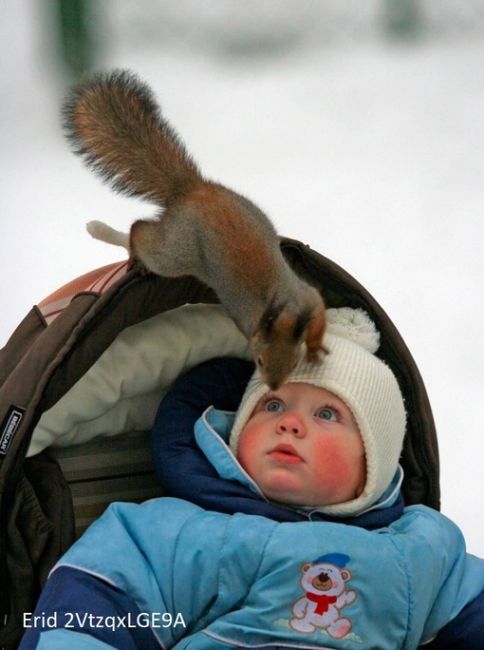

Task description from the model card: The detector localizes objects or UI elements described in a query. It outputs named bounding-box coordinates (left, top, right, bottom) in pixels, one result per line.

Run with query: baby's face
left=237, top=383, right=365, bottom=507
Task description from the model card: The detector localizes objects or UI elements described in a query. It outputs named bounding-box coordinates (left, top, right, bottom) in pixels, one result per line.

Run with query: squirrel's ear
left=304, top=305, right=326, bottom=362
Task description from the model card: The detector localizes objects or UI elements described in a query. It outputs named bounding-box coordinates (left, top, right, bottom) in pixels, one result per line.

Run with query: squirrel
left=63, top=69, right=326, bottom=389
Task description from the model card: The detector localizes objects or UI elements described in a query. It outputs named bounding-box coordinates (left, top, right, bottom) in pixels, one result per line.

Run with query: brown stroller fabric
left=0, top=238, right=439, bottom=649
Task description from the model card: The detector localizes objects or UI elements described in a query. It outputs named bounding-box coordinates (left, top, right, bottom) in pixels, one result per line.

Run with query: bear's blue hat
left=313, top=553, right=350, bottom=568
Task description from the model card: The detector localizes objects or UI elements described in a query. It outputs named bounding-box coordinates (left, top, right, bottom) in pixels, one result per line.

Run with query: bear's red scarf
left=306, top=592, right=337, bottom=615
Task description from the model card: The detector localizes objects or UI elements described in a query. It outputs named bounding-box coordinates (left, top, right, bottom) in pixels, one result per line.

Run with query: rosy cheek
left=237, top=424, right=263, bottom=472
left=311, top=439, right=357, bottom=493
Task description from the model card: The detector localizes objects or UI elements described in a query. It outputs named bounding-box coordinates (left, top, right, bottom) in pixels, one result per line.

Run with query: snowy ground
left=1, top=2, right=483, bottom=554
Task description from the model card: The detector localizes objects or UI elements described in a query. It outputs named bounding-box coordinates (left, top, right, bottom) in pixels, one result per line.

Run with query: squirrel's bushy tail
left=63, top=70, right=201, bottom=204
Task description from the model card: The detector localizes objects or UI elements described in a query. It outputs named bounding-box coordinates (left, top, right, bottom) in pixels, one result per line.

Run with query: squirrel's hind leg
left=86, top=220, right=130, bottom=250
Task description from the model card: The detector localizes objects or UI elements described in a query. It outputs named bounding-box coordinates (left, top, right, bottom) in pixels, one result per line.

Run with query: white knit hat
left=230, top=308, right=406, bottom=516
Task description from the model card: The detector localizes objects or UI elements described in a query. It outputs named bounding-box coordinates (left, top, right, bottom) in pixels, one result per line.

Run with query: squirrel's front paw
left=305, top=345, right=325, bottom=365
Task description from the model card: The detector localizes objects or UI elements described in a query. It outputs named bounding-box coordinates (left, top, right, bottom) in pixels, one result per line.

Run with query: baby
left=236, top=381, right=366, bottom=509
left=20, top=309, right=483, bottom=649
left=228, top=306, right=406, bottom=521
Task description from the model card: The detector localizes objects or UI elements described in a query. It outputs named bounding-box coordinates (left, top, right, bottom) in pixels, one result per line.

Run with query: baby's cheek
left=237, top=442, right=255, bottom=472
left=237, top=425, right=262, bottom=472
left=312, top=439, right=358, bottom=493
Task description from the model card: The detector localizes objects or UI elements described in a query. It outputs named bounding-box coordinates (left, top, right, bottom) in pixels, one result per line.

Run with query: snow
left=1, top=2, right=483, bottom=555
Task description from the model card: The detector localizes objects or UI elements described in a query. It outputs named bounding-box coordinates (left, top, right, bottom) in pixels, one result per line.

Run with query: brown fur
left=65, top=70, right=326, bottom=388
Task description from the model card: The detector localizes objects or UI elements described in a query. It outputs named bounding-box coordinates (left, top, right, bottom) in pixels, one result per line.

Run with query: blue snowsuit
left=20, top=358, right=484, bottom=649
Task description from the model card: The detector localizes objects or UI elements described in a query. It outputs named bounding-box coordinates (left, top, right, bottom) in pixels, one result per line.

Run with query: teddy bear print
left=289, top=553, right=356, bottom=639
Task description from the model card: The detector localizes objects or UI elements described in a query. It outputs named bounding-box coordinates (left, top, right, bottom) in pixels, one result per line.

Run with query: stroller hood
left=0, top=237, right=438, bottom=648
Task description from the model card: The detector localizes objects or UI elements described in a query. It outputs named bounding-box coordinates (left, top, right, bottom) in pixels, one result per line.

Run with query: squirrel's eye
left=316, top=407, right=337, bottom=421
left=265, top=399, right=284, bottom=413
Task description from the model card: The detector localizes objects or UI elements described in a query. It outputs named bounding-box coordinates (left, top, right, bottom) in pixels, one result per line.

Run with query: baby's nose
left=276, top=413, right=306, bottom=437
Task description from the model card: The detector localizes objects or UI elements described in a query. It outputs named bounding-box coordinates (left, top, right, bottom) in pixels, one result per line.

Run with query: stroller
left=0, top=237, right=439, bottom=649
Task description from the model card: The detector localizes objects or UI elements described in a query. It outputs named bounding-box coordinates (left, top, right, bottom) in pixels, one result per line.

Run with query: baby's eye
left=315, top=407, right=338, bottom=421
left=264, top=399, right=284, bottom=413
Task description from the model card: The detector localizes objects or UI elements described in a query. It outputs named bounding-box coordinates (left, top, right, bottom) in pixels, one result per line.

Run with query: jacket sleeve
left=420, top=590, right=484, bottom=649
left=402, top=507, right=484, bottom=648
left=20, top=498, right=274, bottom=650
left=20, top=566, right=157, bottom=650
left=150, top=357, right=271, bottom=506
left=36, top=629, right=117, bottom=649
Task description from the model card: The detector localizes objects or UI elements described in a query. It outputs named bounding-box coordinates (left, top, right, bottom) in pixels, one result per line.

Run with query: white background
left=1, top=2, right=483, bottom=554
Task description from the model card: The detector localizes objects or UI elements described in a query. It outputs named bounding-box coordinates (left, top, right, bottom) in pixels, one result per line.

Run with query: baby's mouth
left=268, top=444, right=304, bottom=464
